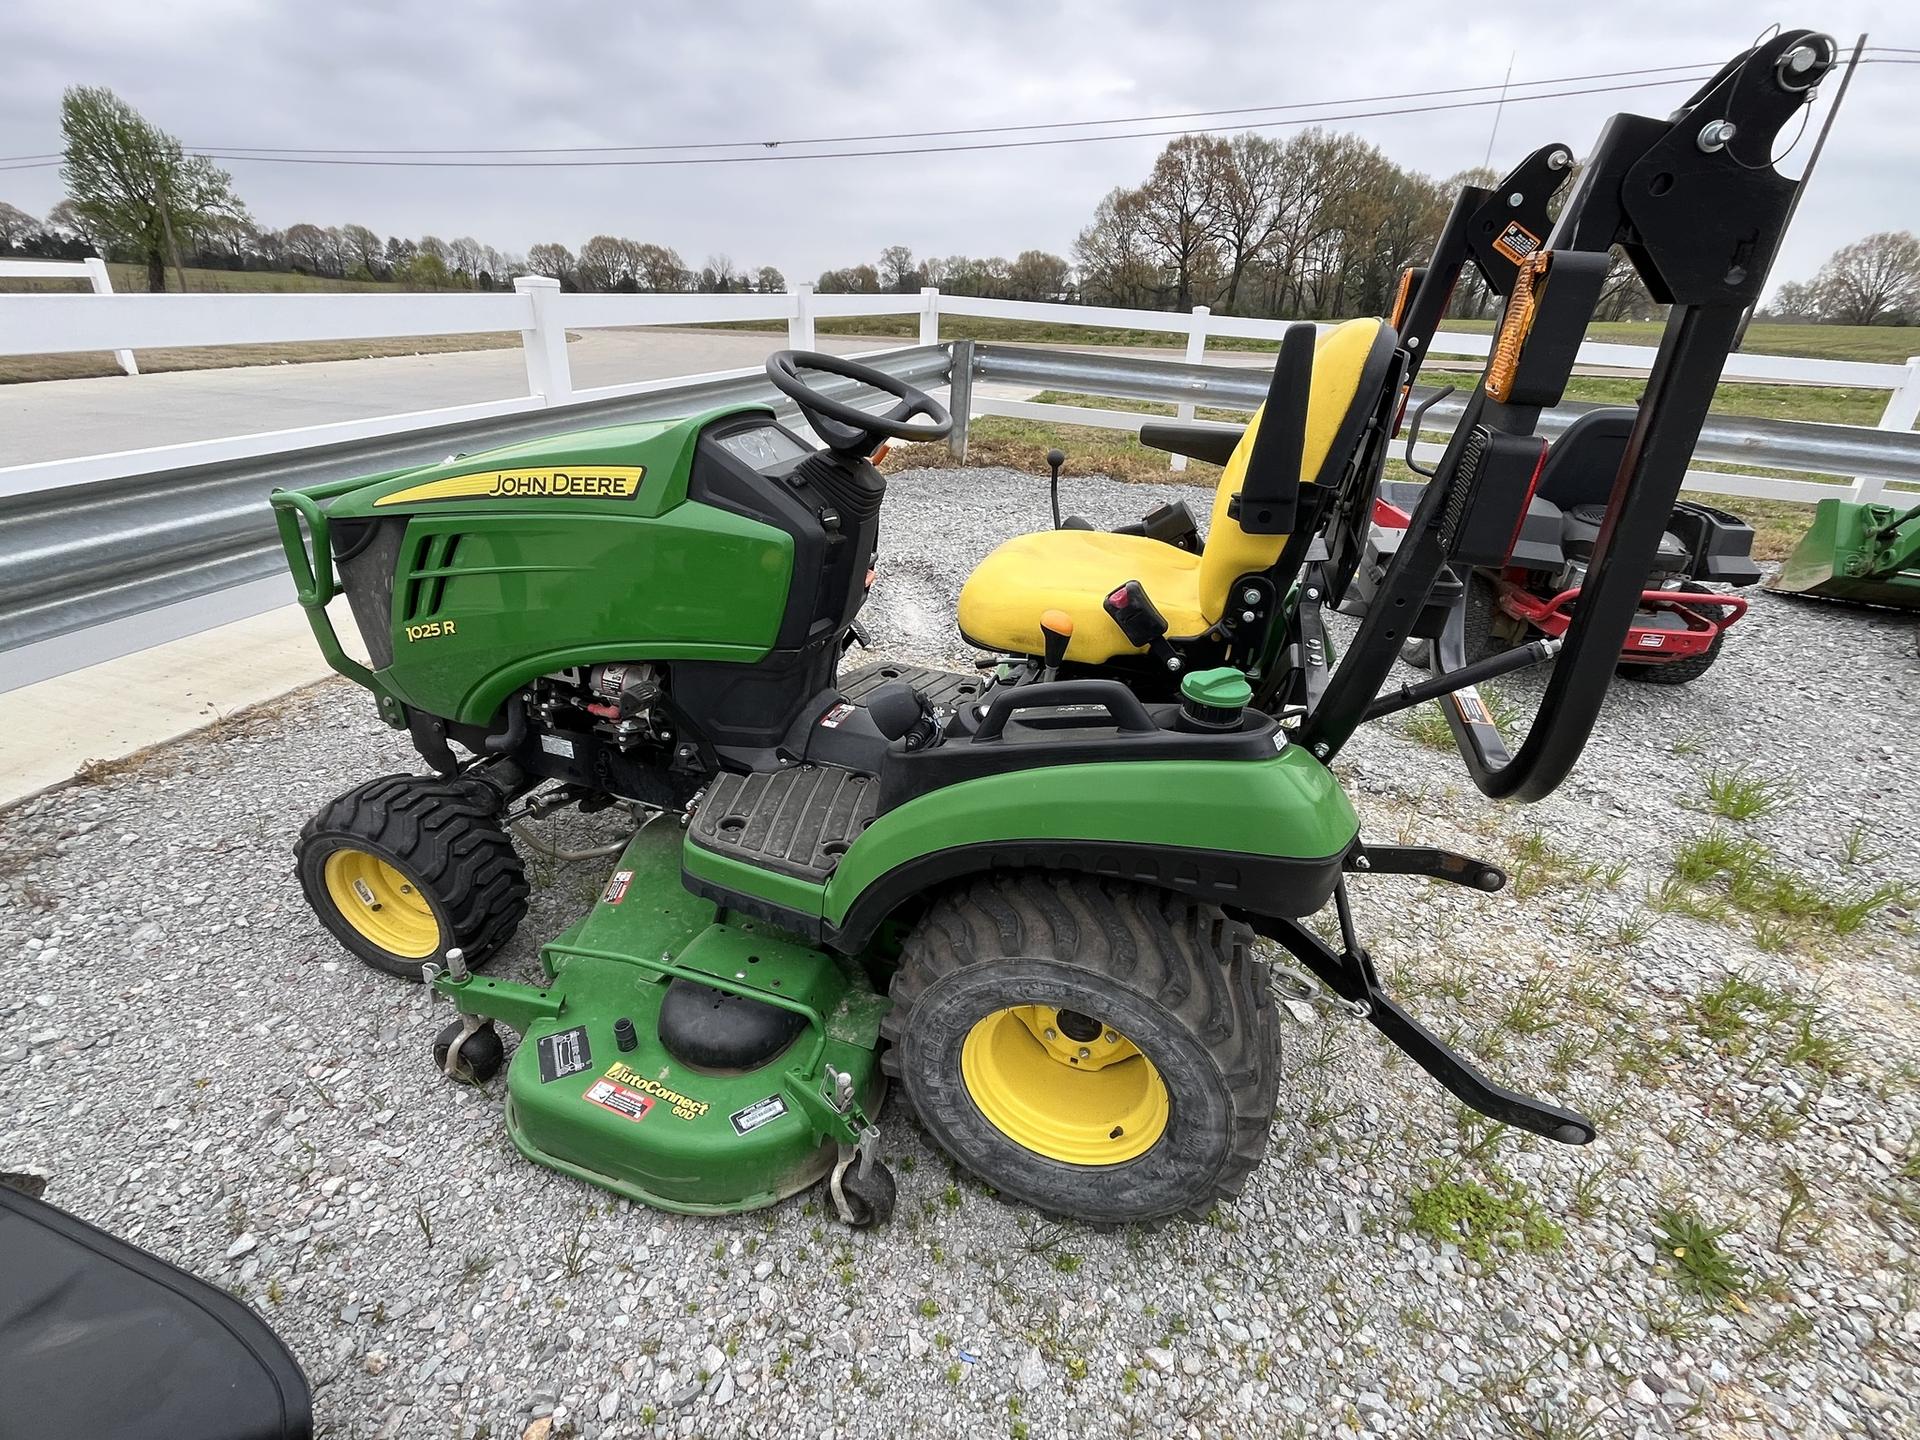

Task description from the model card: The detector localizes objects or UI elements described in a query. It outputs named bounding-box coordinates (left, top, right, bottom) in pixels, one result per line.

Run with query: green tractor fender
left=818, top=748, right=1359, bottom=949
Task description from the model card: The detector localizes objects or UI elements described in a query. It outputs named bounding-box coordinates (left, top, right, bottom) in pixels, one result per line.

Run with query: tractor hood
left=323, top=404, right=775, bottom=523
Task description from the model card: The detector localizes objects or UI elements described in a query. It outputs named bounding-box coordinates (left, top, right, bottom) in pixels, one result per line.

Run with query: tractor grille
left=1437, top=428, right=1487, bottom=554
left=330, top=518, right=405, bottom=670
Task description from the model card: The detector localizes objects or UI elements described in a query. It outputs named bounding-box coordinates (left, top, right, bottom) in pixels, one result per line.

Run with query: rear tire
left=1462, top=571, right=1503, bottom=663
left=881, top=875, right=1278, bottom=1225
left=1616, top=632, right=1724, bottom=685
left=297, top=773, right=528, bottom=980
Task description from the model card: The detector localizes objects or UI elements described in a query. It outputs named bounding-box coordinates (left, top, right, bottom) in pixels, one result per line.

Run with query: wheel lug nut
left=1078, top=1047, right=1091, bottom=1059
left=1044, top=1029, right=1057, bottom=1041
left=1105, top=1031, right=1118, bottom=1044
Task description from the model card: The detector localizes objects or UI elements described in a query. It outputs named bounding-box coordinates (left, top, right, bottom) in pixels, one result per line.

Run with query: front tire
left=882, top=876, right=1278, bottom=1224
left=296, top=774, right=528, bottom=979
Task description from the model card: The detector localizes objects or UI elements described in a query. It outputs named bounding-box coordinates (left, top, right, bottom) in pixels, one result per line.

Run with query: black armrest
left=1228, top=322, right=1317, bottom=535
left=1138, top=420, right=1245, bottom=467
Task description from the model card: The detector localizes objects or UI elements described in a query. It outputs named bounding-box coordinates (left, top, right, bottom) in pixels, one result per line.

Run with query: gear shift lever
left=1040, top=608, right=1073, bottom=682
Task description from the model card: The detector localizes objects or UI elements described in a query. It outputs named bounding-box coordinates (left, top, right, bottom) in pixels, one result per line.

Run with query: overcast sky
left=3, top=1, right=1915, bottom=293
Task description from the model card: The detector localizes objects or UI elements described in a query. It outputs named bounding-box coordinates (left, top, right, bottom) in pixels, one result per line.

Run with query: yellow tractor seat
left=957, top=317, right=1397, bottom=665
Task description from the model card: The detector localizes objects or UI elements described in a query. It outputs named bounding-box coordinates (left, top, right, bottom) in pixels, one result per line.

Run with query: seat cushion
left=957, top=529, right=1208, bottom=663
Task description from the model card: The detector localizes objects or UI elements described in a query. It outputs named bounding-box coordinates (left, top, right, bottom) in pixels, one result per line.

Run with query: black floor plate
left=839, top=659, right=986, bottom=712
left=690, top=766, right=879, bottom=881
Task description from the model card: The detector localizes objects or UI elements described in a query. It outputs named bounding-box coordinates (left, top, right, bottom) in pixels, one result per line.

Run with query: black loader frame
left=1235, top=31, right=1836, bottom=1139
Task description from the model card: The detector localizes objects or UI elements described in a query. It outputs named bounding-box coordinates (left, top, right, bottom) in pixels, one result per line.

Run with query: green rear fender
left=823, top=748, right=1358, bottom=941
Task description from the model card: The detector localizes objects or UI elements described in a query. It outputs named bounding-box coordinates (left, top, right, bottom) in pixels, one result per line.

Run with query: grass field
left=0, top=263, right=519, bottom=383
left=790, top=313, right=1920, bottom=366
left=0, top=262, right=407, bottom=296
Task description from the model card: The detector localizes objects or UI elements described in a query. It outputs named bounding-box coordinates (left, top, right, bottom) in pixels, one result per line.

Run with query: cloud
left=1, top=0, right=1912, bottom=290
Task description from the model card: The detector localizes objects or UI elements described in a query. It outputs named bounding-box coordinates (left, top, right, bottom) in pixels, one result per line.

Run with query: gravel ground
left=3, top=464, right=1918, bottom=1440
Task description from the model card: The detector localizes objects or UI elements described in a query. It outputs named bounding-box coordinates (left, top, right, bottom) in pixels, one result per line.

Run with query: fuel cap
left=1179, top=667, right=1252, bottom=730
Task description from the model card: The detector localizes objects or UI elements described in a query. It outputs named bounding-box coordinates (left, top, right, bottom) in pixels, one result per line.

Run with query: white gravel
left=2, top=464, right=1917, bottom=1440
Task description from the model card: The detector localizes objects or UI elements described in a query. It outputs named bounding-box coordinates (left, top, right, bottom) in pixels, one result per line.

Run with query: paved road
left=0, top=328, right=894, bottom=466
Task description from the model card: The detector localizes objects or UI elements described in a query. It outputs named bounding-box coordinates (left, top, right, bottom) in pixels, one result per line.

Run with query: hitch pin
left=825, top=1064, right=855, bottom=1113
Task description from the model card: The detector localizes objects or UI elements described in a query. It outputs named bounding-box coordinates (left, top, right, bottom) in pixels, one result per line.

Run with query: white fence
left=2, top=265, right=1918, bottom=504
left=0, top=257, right=137, bottom=375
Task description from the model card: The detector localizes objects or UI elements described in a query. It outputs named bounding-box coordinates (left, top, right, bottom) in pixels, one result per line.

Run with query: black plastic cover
left=0, top=1185, right=313, bottom=1440
left=657, top=978, right=806, bottom=1071
left=1669, top=501, right=1762, bottom=586
left=1443, top=427, right=1550, bottom=566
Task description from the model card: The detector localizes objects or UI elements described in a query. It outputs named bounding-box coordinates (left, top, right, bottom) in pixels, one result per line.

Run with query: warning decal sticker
left=1452, top=690, right=1494, bottom=727
left=537, top=1026, right=594, bottom=1084
left=598, top=1061, right=709, bottom=1121
left=730, top=1094, right=789, bottom=1136
left=602, top=870, right=633, bottom=905
left=583, top=1077, right=656, bottom=1123
left=818, top=702, right=856, bottom=729
left=1491, top=220, right=1542, bottom=266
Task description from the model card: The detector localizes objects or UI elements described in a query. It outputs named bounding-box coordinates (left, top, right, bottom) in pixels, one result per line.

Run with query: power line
left=0, top=60, right=1751, bottom=167
left=187, top=76, right=1731, bottom=170
left=4, top=56, right=1912, bottom=176
left=189, top=61, right=1734, bottom=156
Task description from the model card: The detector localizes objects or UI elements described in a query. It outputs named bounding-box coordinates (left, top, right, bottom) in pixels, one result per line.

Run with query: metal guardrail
left=965, top=343, right=1920, bottom=500
left=0, top=345, right=947, bottom=692
left=5, top=335, right=1919, bottom=695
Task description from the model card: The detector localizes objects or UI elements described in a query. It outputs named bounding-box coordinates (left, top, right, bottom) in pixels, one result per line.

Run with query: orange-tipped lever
left=1040, top=608, right=1074, bottom=681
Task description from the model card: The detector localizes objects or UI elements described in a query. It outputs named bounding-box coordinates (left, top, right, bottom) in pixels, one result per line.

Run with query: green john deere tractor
left=271, top=30, right=1835, bottom=1228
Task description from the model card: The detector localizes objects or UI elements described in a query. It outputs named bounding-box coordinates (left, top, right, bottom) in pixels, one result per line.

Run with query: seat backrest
left=1197, top=317, right=1396, bottom=620
left=1532, top=407, right=1636, bottom=511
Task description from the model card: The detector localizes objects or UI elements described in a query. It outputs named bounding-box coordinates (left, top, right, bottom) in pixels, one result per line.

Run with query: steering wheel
left=765, top=350, right=953, bottom=455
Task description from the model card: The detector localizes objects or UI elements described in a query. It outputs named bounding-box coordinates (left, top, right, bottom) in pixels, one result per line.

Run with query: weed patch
left=1408, top=1167, right=1565, bottom=1262
left=1654, top=1207, right=1748, bottom=1307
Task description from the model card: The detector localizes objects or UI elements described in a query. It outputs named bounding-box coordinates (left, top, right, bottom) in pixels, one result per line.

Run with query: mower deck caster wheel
left=829, top=1156, right=897, bottom=1229
left=433, top=1019, right=504, bottom=1086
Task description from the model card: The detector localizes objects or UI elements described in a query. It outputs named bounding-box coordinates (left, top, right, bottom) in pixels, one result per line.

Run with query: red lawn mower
left=1357, top=407, right=1761, bottom=683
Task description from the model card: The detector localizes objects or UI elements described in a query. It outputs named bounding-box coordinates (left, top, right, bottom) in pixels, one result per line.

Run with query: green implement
left=1768, top=497, right=1920, bottom=609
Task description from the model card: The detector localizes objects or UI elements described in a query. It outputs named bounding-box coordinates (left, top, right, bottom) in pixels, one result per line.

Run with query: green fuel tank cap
left=1179, top=667, right=1253, bottom=730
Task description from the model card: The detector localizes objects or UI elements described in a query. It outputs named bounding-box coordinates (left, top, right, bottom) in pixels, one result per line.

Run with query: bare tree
left=817, top=264, right=881, bottom=294
left=574, top=235, right=629, bottom=291
left=527, top=242, right=575, bottom=285
left=1809, top=231, right=1920, bottom=325
left=448, top=236, right=486, bottom=280
left=1212, top=135, right=1289, bottom=313
left=635, top=243, right=688, bottom=292
left=1136, top=135, right=1230, bottom=309
left=339, top=223, right=383, bottom=277
left=1762, top=279, right=1822, bottom=322
left=0, top=201, right=40, bottom=250
left=283, top=222, right=329, bottom=275
left=878, top=244, right=920, bottom=292
left=1007, top=250, right=1071, bottom=302
left=699, top=254, right=743, bottom=292
left=1075, top=188, right=1155, bottom=307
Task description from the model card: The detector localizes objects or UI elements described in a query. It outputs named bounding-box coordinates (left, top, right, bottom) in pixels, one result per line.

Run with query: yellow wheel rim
left=322, top=848, right=440, bottom=959
left=959, top=1005, right=1169, bottom=1165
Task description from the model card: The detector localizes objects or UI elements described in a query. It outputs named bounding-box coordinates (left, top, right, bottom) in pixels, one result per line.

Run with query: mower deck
left=440, top=820, right=889, bottom=1215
